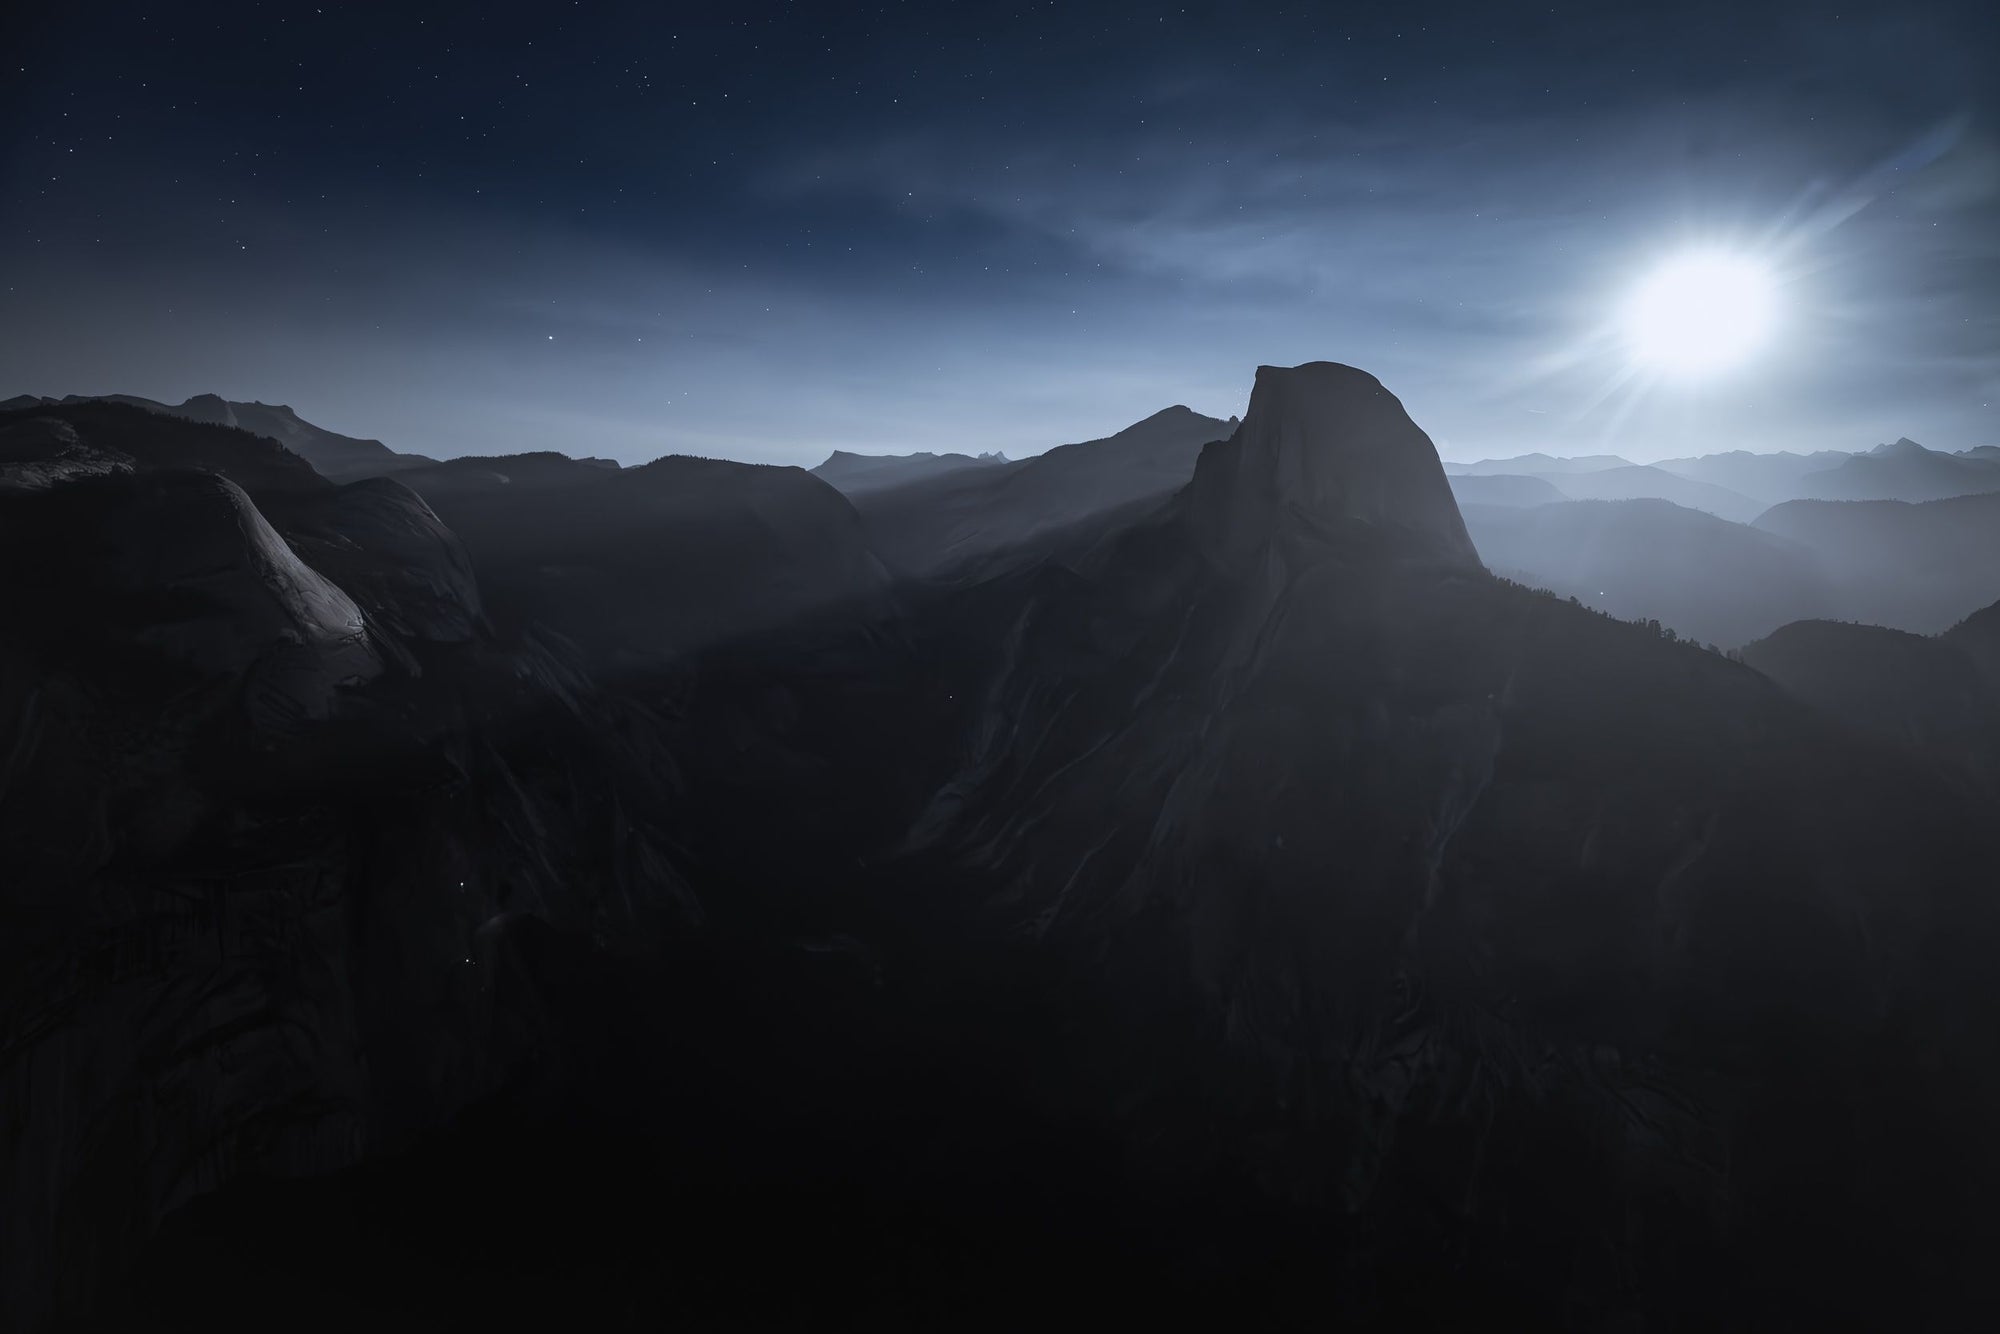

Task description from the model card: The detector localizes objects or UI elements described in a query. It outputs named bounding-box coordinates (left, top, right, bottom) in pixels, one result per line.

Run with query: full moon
left=1621, top=250, right=1777, bottom=378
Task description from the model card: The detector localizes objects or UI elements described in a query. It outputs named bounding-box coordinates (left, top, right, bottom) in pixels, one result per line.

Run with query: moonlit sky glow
left=1622, top=251, right=1777, bottom=379
left=2, top=1, right=1997, bottom=466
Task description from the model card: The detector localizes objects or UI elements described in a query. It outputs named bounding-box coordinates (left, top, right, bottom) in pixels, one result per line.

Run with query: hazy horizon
left=5, top=1, right=1997, bottom=467
left=7, top=378, right=1992, bottom=471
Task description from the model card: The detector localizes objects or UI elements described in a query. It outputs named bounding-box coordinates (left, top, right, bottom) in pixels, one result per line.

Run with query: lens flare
left=1622, top=250, right=1776, bottom=378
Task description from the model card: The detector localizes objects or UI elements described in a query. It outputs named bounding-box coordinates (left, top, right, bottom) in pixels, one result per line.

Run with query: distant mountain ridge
left=0, top=391, right=437, bottom=481
left=1450, top=435, right=1999, bottom=510
left=812, top=447, right=1008, bottom=495
left=1462, top=497, right=1835, bottom=647
left=1538, top=462, right=1765, bottom=521
left=1793, top=436, right=2000, bottom=503
left=848, top=403, right=1237, bottom=579
left=1754, top=490, right=2000, bottom=633
left=1445, top=472, right=1567, bottom=507
left=1653, top=447, right=1855, bottom=504
left=1446, top=452, right=1762, bottom=519
left=1446, top=451, right=1631, bottom=476
left=11, top=387, right=1991, bottom=656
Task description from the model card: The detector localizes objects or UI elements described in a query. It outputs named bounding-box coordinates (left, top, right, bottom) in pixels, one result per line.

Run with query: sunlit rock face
left=273, top=476, right=486, bottom=646
left=2, top=470, right=381, bottom=726
left=0, top=416, right=135, bottom=491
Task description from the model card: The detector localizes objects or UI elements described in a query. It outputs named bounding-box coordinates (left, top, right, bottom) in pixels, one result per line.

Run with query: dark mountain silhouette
left=1462, top=497, right=1836, bottom=646
left=0, top=399, right=326, bottom=495
left=1186, top=362, right=1479, bottom=566
left=880, top=361, right=1999, bottom=1327
left=394, top=450, right=891, bottom=667
left=1448, top=438, right=1999, bottom=511
left=6, top=364, right=2000, bottom=1332
left=1740, top=617, right=2000, bottom=787
left=2, top=392, right=437, bottom=481
left=850, top=403, right=1235, bottom=578
left=1653, top=447, right=1854, bottom=503
left=1445, top=471, right=1567, bottom=507
left=1754, top=491, right=2000, bottom=633
left=1793, top=436, right=2000, bottom=502
left=1945, top=599, right=2000, bottom=689
left=812, top=447, right=1008, bottom=495
left=0, top=470, right=384, bottom=736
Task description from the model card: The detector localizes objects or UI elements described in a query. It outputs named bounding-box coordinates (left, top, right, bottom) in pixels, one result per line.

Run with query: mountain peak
left=1188, top=361, right=1481, bottom=571
left=1872, top=436, right=1928, bottom=457
left=1111, top=403, right=1232, bottom=445
left=176, top=393, right=238, bottom=425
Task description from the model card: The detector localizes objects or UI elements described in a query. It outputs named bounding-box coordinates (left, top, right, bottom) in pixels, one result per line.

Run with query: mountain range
left=4, top=372, right=1999, bottom=1329
left=811, top=446, right=1009, bottom=494
left=835, top=403, right=1238, bottom=580
left=1460, top=498, right=1837, bottom=647
left=1445, top=435, right=2000, bottom=518
left=0, top=392, right=436, bottom=481
left=1793, top=437, right=2000, bottom=502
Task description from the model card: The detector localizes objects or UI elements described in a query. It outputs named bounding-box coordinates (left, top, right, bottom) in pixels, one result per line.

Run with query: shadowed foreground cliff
left=4, top=367, right=1998, bottom=1331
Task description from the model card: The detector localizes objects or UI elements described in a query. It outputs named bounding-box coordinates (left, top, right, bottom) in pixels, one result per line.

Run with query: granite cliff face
left=1188, top=361, right=1482, bottom=572
left=266, top=477, right=486, bottom=648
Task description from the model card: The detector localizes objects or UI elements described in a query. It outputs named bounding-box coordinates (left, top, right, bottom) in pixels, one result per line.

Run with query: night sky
left=4, top=1, right=1996, bottom=465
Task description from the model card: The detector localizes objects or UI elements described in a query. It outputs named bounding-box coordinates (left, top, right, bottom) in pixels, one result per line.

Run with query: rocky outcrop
left=269, top=477, right=485, bottom=646
left=1, top=470, right=381, bottom=732
left=1188, top=362, right=1482, bottom=571
left=0, top=415, right=133, bottom=491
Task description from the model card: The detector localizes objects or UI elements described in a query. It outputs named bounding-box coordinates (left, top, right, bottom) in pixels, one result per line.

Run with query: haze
left=4, top=0, right=1997, bottom=464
